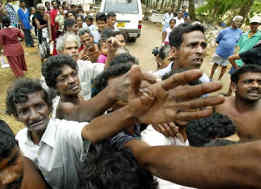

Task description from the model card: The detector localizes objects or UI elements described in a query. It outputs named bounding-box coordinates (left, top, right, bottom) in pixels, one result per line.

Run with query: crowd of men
left=2, top=0, right=261, bottom=189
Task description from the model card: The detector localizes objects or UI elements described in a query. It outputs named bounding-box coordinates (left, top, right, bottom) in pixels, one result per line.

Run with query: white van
left=100, top=0, right=143, bottom=42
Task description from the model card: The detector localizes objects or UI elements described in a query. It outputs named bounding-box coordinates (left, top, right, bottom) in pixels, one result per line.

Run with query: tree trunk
left=160, top=0, right=165, bottom=9
left=177, top=0, right=183, bottom=10
left=238, top=0, right=255, bottom=22
left=188, top=0, right=196, bottom=21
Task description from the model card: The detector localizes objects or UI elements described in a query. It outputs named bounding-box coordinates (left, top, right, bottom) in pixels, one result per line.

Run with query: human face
left=235, top=72, right=261, bottom=102
left=0, top=147, right=23, bottom=189
left=67, top=24, right=79, bottom=34
left=169, top=20, right=175, bottom=28
left=15, top=91, right=50, bottom=132
left=56, top=65, right=80, bottom=97
left=173, top=31, right=207, bottom=69
left=232, top=20, right=242, bottom=29
left=31, top=7, right=36, bottom=14
left=99, top=41, right=108, bottom=55
left=86, top=19, right=92, bottom=26
left=80, top=33, right=93, bottom=47
left=67, top=13, right=75, bottom=20
left=20, top=2, right=25, bottom=8
left=115, top=34, right=126, bottom=47
left=38, top=7, right=45, bottom=16
left=76, top=17, right=83, bottom=28
left=250, top=22, right=260, bottom=33
left=58, top=6, right=63, bottom=14
left=96, top=20, right=106, bottom=32
left=63, top=41, right=79, bottom=61
left=86, top=43, right=100, bottom=63
left=107, top=16, right=116, bottom=27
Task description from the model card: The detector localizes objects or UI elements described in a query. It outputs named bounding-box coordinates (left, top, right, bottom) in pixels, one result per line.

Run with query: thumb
left=128, top=65, right=142, bottom=99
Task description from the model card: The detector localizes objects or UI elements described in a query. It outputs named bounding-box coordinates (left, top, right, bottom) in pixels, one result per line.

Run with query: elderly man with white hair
left=209, top=15, right=243, bottom=81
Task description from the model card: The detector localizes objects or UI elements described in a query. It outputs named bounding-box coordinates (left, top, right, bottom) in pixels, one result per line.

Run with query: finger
left=128, top=65, right=142, bottom=97
left=173, top=82, right=223, bottom=100
left=161, top=69, right=203, bottom=90
left=175, top=107, right=213, bottom=121
left=164, top=122, right=179, bottom=137
left=176, top=95, right=225, bottom=110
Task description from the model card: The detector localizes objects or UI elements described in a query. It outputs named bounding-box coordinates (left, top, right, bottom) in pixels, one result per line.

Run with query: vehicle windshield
left=104, top=0, right=138, bottom=14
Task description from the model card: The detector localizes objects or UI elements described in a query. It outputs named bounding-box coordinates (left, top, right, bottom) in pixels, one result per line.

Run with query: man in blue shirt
left=17, top=0, right=34, bottom=47
left=210, top=16, right=243, bottom=80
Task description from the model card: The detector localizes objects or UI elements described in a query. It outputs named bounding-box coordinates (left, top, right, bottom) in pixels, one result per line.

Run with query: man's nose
left=29, top=108, right=39, bottom=120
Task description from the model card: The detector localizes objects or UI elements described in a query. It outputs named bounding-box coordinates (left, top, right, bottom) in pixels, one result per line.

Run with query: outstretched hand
left=127, top=67, right=225, bottom=124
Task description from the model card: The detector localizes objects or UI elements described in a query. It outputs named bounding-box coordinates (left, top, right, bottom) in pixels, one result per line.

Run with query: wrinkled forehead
left=182, top=31, right=206, bottom=45
left=239, top=72, right=261, bottom=81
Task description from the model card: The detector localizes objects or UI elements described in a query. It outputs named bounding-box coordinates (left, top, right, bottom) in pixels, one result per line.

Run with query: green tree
left=189, top=0, right=196, bottom=21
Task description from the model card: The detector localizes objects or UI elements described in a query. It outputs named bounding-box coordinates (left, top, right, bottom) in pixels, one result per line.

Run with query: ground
left=0, top=21, right=231, bottom=133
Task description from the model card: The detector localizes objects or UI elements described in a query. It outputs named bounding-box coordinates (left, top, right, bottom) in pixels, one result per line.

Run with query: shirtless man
left=215, top=65, right=261, bottom=141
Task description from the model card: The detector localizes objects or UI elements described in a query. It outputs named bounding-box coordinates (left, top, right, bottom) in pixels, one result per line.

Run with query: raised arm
left=228, top=54, right=240, bottom=69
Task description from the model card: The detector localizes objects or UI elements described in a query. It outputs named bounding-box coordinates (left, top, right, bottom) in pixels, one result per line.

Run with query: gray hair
left=56, top=32, right=81, bottom=53
left=78, top=28, right=93, bottom=38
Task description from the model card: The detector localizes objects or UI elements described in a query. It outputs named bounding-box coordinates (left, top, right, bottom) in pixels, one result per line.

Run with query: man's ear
left=169, top=47, right=178, bottom=59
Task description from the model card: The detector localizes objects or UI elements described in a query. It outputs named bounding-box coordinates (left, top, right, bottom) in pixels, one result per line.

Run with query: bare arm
left=162, top=31, right=167, bottom=43
left=228, top=54, right=240, bottom=69
left=34, top=18, right=47, bottom=30
left=127, top=140, right=261, bottom=189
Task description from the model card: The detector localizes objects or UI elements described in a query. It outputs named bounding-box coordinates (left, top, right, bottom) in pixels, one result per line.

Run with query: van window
left=104, top=0, right=139, bottom=14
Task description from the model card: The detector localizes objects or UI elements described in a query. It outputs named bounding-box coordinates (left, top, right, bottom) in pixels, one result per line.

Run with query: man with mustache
left=154, top=23, right=210, bottom=83
left=215, top=65, right=261, bottom=141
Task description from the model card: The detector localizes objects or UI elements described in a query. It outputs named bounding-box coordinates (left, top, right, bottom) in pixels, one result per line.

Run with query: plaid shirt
left=5, top=3, right=18, bottom=27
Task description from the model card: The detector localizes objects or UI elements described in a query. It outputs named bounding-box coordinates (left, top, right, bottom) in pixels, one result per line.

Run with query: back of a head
left=186, top=112, right=237, bottom=147
left=169, top=23, right=205, bottom=48
left=107, top=11, right=116, bottom=18
left=0, top=120, right=16, bottom=159
left=92, top=62, right=134, bottom=97
left=231, top=64, right=261, bottom=84
left=79, top=141, right=158, bottom=189
left=109, top=53, right=138, bottom=67
left=2, top=16, right=11, bottom=27
left=101, top=28, right=115, bottom=40
left=42, top=55, right=78, bottom=89
left=6, top=78, right=52, bottom=117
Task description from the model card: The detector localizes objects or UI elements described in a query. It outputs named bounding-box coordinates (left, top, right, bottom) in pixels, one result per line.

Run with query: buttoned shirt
left=16, top=119, right=90, bottom=189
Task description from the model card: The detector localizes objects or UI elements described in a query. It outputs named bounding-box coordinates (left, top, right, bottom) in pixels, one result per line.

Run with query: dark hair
left=153, top=45, right=170, bottom=60
left=169, top=18, right=176, bottom=24
left=79, top=141, right=158, bottom=189
left=186, top=112, right=237, bottom=147
left=231, top=64, right=261, bottom=84
left=113, top=30, right=128, bottom=41
left=169, top=23, right=205, bottom=48
left=204, top=139, right=238, bottom=147
left=86, top=15, right=93, bottom=22
left=79, top=28, right=93, bottom=37
left=6, top=78, right=52, bottom=117
left=42, top=55, right=78, bottom=89
left=96, top=12, right=107, bottom=22
left=92, top=62, right=134, bottom=97
left=109, top=53, right=138, bottom=67
left=0, top=120, right=16, bottom=159
left=101, top=28, right=115, bottom=40
left=2, top=16, right=11, bottom=27
left=64, top=18, right=75, bottom=31
left=107, top=11, right=116, bottom=18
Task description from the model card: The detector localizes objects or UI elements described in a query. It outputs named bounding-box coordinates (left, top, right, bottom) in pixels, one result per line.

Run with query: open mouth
left=29, top=120, right=45, bottom=130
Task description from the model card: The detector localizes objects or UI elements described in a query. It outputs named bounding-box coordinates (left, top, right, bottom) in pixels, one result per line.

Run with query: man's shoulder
left=16, top=127, right=28, bottom=140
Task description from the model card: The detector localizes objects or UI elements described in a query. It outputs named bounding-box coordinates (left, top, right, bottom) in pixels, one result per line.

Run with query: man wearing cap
left=210, top=16, right=243, bottom=81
